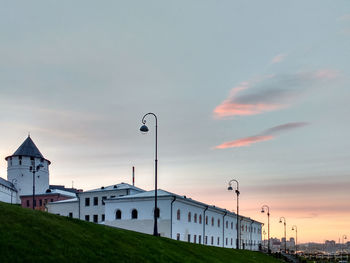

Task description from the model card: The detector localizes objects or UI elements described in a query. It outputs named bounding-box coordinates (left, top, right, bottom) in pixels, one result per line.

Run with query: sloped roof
left=83, top=182, right=145, bottom=193
left=0, top=177, right=17, bottom=191
left=5, top=136, right=50, bottom=163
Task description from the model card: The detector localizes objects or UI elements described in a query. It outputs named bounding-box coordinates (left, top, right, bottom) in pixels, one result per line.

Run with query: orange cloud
left=215, top=135, right=274, bottom=149
left=271, top=53, right=287, bottom=64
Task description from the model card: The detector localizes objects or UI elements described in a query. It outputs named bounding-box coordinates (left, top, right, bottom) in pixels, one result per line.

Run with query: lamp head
left=261, top=209, right=265, bottom=213
left=140, top=124, right=149, bottom=134
left=227, top=185, right=233, bottom=191
left=292, top=227, right=294, bottom=230
left=279, top=219, right=282, bottom=223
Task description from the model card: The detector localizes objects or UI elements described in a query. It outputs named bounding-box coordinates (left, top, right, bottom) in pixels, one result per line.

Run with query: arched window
left=188, top=212, right=191, bottom=222
left=194, top=213, right=197, bottom=223
left=199, top=214, right=202, bottom=224
left=177, top=209, right=181, bottom=220
left=155, top=207, right=160, bottom=218
left=131, top=209, right=138, bottom=219
left=218, top=219, right=220, bottom=227
left=205, top=216, right=208, bottom=225
left=211, top=217, right=214, bottom=226
left=116, top=209, right=122, bottom=219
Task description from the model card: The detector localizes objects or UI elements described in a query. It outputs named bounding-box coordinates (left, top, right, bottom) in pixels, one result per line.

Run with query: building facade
left=0, top=177, right=18, bottom=204
left=104, top=189, right=262, bottom=250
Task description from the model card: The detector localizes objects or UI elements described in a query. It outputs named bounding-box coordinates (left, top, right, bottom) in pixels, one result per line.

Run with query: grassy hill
left=0, top=202, right=282, bottom=263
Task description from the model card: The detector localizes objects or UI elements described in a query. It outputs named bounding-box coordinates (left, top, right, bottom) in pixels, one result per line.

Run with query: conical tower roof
left=5, top=136, right=51, bottom=164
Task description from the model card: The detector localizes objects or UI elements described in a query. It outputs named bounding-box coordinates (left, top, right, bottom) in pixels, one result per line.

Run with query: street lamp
left=279, top=217, right=287, bottom=253
left=261, top=205, right=271, bottom=253
left=228, top=179, right=240, bottom=249
left=10, top=179, right=17, bottom=204
left=291, top=225, right=298, bottom=254
left=342, top=235, right=347, bottom=262
left=263, top=229, right=266, bottom=250
left=140, top=112, right=159, bottom=236
left=30, top=163, right=44, bottom=210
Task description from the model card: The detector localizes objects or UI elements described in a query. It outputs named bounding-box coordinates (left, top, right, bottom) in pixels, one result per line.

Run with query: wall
left=47, top=199, right=79, bottom=218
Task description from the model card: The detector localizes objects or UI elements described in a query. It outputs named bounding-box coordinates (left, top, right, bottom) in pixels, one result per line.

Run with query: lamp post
left=140, top=112, right=159, bottom=236
left=228, top=179, right=240, bottom=249
left=30, top=163, right=44, bottom=210
left=10, top=179, right=17, bottom=204
left=279, top=217, right=287, bottom=253
left=263, top=229, right=266, bottom=250
left=261, top=205, right=271, bottom=253
left=342, top=235, right=347, bottom=262
left=291, top=225, right=298, bottom=254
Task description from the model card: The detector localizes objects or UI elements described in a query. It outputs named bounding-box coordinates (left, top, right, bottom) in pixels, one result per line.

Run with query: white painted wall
left=47, top=199, right=79, bottom=218
left=7, top=156, right=49, bottom=197
left=0, top=184, right=18, bottom=204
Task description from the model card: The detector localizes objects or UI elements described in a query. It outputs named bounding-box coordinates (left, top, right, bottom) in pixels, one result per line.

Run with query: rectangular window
left=26, top=200, right=30, bottom=207
left=85, top=215, right=90, bottom=221
left=188, top=234, right=191, bottom=242
left=226, top=238, right=228, bottom=246
left=93, top=197, right=98, bottom=206
left=102, top=196, right=107, bottom=205
left=205, top=236, right=208, bottom=245
left=69, top=212, right=73, bottom=218
left=102, top=214, right=105, bottom=221
left=199, top=235, right=201, bottom=244
left=50, top=198, right=53, bottom=202
left=217, top=237, right=220, bottom=245
left=93, top=214, right=98, bottom=223
left=85, top=197, right=90, bottom=206
left=110, top=195, right=115, bottom=198
left=211, top=236, right=213, bottom=245
left=194, top=235, right=197, bottom=244
left=39, top=199, right=42, bottom=206
left=231, top=238, right=233, bottom=246
left=176, top=233, right=180, bottom=241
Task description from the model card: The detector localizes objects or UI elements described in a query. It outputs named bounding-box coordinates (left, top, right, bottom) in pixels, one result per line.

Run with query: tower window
left=19, top=156, right=22, bottom=165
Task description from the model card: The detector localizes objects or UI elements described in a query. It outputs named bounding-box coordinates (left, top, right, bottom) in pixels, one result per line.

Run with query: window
left=93, top=197, right=98, bottom=206
left=155, top=207, right=160, bottom=218
left=177, top=233, right=180, bottom=241
left=231, top=222, right=233, bottom=229
left=194, top=235, right=197, bottom=243
left=188, top=212, right=191, bottom=222
left=218, top=219, right=220, bottom=228
left=211, top=236, right=214, bottom=245
left=199, top=235, right=201, bottom=244
left=177, top=209, right=181, bottom=220
left=50, top=198, right=53, bottom=202
left=205, top=236, right=208, bottom=245
left=69, top=212, right=73, bottom=218
left=188, top=234, right=191, bottom=242
left=131, top=209, right=138, bottom=219
left=116, top=210, right=122, bottom=219
left=110, top=195, right=116, bottom=198
left=226, top=221, right=228, bottom=229
left=85, top=215, right=90, bottom=221
left=102, top=196, right=107, bottom=205
left=205, top=216, right=208, bottom=225
left=93, top=215, right=98, bottom=223
left=217, top=237, right=220, bottom=245
left=102, top=214, right=105, bottom=221
left=199, top=214, right=202, bottom=224
left=231, top=238, right=233, bottom=246
left=211, top=217, right=214, bottom=226
left=26, top=200, right=30, bottom=207
left=245, top=225, right=247, bottom=232
left=226, top=238, right=228, bottom=246
left=85, top=197, right=90, bottom=206
left=39, top=199, right=42, bottom=206
left=194, top=213, right=197, bottom=223
left=19, top=156, right=22, bottom=165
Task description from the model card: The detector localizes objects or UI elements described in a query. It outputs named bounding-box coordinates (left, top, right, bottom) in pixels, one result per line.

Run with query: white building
left=104, top=189, right=262, bottom=250
left=47, top=183, right=145, bottom=223
left=0, top=177, right=18, bottom=204
left=5, top=136, right=50, bottom=202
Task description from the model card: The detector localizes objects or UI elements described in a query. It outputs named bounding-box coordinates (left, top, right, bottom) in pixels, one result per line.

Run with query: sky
left=0, top=1, right=350, bottom=243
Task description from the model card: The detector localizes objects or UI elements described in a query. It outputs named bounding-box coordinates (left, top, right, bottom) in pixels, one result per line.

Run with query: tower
left=5, top=136, right=50, bottom=201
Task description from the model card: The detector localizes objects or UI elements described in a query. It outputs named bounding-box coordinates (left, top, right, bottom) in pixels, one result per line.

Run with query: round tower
left=5, top=136, right=51, bottom=200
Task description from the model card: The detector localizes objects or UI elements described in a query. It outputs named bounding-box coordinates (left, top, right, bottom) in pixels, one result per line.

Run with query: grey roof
left=83, top=182, right=145, bottom=193
left=0, top=177, right=17, bottom=191
left=5, top=136, right=50, bottom=163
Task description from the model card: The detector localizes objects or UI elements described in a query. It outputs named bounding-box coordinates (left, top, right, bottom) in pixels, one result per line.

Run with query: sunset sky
left=1, top=1, right=350, bottom=243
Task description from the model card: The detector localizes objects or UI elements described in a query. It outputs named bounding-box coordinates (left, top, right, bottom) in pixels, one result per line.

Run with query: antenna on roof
left=28, top=132, right=31, bottom=137
left=132, top=166, right=135, bottom=186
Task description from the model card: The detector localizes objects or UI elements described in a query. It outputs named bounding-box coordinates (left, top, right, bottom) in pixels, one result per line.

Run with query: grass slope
left=0, top=202, right=282, bottom=263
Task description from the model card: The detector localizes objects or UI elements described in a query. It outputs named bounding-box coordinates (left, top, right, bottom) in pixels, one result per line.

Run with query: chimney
left=132, top=166, right=135, bottom=186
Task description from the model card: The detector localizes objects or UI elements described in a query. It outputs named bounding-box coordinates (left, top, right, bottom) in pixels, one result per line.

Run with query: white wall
left=7, top=156, right=49, bottom=197
left=0, top=184, right=18, bottom=204
left=47, top=199, right=79, bottom=218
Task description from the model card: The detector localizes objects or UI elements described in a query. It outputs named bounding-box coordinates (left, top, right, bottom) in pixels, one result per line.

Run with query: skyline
left=1, top=1, right=350, bottom=243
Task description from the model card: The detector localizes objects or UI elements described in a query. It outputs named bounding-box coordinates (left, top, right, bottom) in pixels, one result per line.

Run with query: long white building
left=104, top=189, right=262, bottom=250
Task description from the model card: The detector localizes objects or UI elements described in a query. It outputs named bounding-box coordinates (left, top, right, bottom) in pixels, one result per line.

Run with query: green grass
left=0, top=202, right=283, bottom=263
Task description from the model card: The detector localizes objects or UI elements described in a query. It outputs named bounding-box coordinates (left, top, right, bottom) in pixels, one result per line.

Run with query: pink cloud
left=214, top=102, right=283, bottom=117
left=215, top=135, right=274, bottom=149
left=313, top=69, right=339, bottom=79
left=215, top=122, right=308, bottom=149
left=271, top=53, right=287, bottom=64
